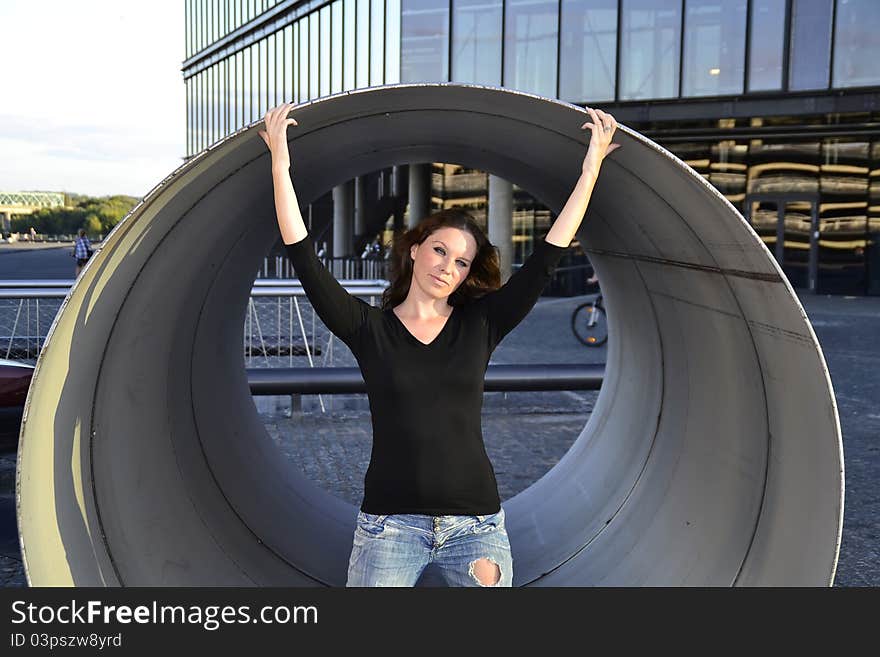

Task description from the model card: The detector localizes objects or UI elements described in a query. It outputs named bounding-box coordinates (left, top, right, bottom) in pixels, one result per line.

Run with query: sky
left=0, top=0, right=185, bottom=198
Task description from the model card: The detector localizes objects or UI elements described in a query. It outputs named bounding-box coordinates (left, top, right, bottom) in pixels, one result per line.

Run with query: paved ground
left=0, top=246, right=876, bottom=587
left=0, top=242, right=78, bottom=279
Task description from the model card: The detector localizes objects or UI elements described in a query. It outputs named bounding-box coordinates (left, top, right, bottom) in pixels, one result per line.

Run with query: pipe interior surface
left=17, top=84, right=843, bottom=586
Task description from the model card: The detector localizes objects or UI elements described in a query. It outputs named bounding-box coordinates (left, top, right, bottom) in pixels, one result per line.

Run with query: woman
left=260, top=102, right=619, bottom=587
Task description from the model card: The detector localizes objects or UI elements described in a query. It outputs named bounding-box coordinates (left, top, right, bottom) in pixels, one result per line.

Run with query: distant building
left=0, top=191, right=65, bottom=232
left=183, top=0, right=880, bottom=295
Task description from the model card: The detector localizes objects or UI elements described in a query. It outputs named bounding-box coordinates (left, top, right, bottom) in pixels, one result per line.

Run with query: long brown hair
left=381, top=208, right=501, bottom=310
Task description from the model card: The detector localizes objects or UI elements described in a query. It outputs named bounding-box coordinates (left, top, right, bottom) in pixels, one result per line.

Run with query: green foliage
left=84, top=214, right=103, bottom=234
left=10, top=194, right=140, bottom=237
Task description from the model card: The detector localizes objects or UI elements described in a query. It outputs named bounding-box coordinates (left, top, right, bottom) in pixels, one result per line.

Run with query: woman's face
left=409, top=226, right=478, bottom=300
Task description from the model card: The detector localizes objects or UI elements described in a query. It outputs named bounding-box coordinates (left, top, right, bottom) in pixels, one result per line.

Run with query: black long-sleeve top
left=284, top=233, right=567, bottom=516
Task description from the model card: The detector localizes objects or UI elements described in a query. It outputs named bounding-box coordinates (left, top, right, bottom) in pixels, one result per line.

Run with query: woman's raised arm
left=259, top=102, right=307, bottom=245
left=481, top=108, right=620, bottom=349
left=260, top=103, right=369, bottom=348
left=545, top=107, right=620, bottom=248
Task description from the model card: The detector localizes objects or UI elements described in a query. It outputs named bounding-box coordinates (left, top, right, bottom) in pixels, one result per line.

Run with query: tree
left=84, top=214, right=103, bottom=236
left=11, top=193, right=140, bottom=236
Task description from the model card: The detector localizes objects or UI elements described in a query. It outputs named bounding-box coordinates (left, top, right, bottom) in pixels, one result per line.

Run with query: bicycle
left=571, top=280, right=607, bottom=347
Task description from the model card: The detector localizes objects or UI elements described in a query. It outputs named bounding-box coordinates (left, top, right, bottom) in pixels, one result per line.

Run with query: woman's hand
left=259, top=102, right=299, bottom=169
left=581, top=107, right=621, bottom=176
left=545, top=107, right=621, bottom=246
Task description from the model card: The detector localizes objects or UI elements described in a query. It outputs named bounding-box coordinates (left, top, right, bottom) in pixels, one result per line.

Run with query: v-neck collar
left=388, top=305, right=457, bottom=347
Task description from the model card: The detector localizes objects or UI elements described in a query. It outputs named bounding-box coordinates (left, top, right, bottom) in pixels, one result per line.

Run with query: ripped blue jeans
left=346, top=507, right=512, bottom=587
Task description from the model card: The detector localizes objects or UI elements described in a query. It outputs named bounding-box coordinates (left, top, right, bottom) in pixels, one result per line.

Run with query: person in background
left=73, top=228, right=92, bottom=277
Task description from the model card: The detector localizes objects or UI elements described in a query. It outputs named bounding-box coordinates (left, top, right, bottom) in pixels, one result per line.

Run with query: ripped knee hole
left=469, top=557, right=501, bottom=586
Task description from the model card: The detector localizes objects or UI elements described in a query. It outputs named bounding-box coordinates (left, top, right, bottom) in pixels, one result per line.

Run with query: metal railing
left=0, top=280, right=605, bottom=415
left=0, top=258, right=594, bottom=364
left=254, top=254, right=388, bottom=280
left=247, top=364, right=604, bottom=394
left=0, top=281, right=386, bottom=366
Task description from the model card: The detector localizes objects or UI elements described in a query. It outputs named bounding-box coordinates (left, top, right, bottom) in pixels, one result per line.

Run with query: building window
left=357, top=0, right=372, bottom=86
left=833, top=0, right=880, bottom=88
left=789, top=0, right=833, bottom=91
left=747, top=0, right=786, bottom=91
left=299, top=19, right=309, bottom=102
left=559, top=0, right=617, bottom=103
left=210, top=63, right=217, bottom=146
left=452, top=0, right=502, bottom=86
left=221, top=58, right=229, bottom=138
left=251, top=42, right=261, bottom=122
left=332, top=1, right=343, bottom=94
left=283, top=24, right=294, bottom=102
left=386, top=0, right=401, bottom=83
left=186, top=77, right=192, bottom=155
left=321, top=5, right=332, bottom=96
left=344, top=0, right=356, bottom=89
left=370, top=0, right=385, bottom=85
left=620, top=0, right=681, bottom=100
left=185, top=0, right=191, bottom=59
left=682, top=0, right=746, bottom=97
left=241, top=48, right=249, bottom=128
left=203, top=0, right=208, bottom=52
left=268, top=32, right=277, bottom=111
left=259, top=38, right=268, bottom=117
left=292, top=23, right=301, bottom=104
left=504, top=0, right=558, bottom=97
left=235, top=52, right=242, bottom=130
left=198, top=70, right=206, bottom=151
left=310, top=12, right=320, bottom=99
left=401, top=0, right=449, bottom=83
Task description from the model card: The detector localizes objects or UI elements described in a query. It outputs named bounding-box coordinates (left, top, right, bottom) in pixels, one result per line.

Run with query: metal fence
left=0, top=253, right=597, bottom=365
left=255, top=254, right=388, bottom=280
left=0, top=282, right=386, bottom=369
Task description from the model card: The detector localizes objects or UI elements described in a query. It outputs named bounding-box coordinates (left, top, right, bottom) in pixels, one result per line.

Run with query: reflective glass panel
left=386, top=0, right=401, bottom=83
left=344, top=0, right=356, bottom=89
left=833, top=0, right=880, bottom=88
left=371, top=0, right=385, bottom=85
left=299, top=19, right=310, bottom=101
left=452, top=0, right=502, bottom=86
left=332, top=1, right=343, bottom=94
left=504, top=0, right=558, bottom=97
left=789, top=0, right=832, bottom=90
left=310, top=12, right=320, bottom=98
left=401, top=0, right=449, bottom=82
left=748, top=0, right=785, bottom=91
left=620, top=0, right=681, bottom=100
left=560, top=0, right=617, bottom=102
left=284, top=24, right=293, bottom=102
left=682, top=0, right=746, bottom=97
left=268, top=33, right=277, bottom=109
left=357, top=0, right=371, bottom=86
left=321, top=6, right=332, bottom=96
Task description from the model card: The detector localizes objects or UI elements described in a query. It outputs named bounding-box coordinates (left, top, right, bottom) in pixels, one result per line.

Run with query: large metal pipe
left=17, top=84, right=843, bottom=586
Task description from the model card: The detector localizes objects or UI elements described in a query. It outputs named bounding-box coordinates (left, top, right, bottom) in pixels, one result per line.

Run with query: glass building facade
left=184, top=0, right=880, bottom=294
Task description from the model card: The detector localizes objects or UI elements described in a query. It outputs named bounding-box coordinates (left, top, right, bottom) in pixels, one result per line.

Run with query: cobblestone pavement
left=1, top=292, right=877, bottom=587
left=0, top=450, right=23, bottom=587
left=0, top=390, right=595, bottom=589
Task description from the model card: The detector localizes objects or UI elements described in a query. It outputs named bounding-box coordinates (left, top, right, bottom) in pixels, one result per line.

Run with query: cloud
left=0, top=1, right=185, bottom=196
left=0, top=114, right=181, bottom=167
